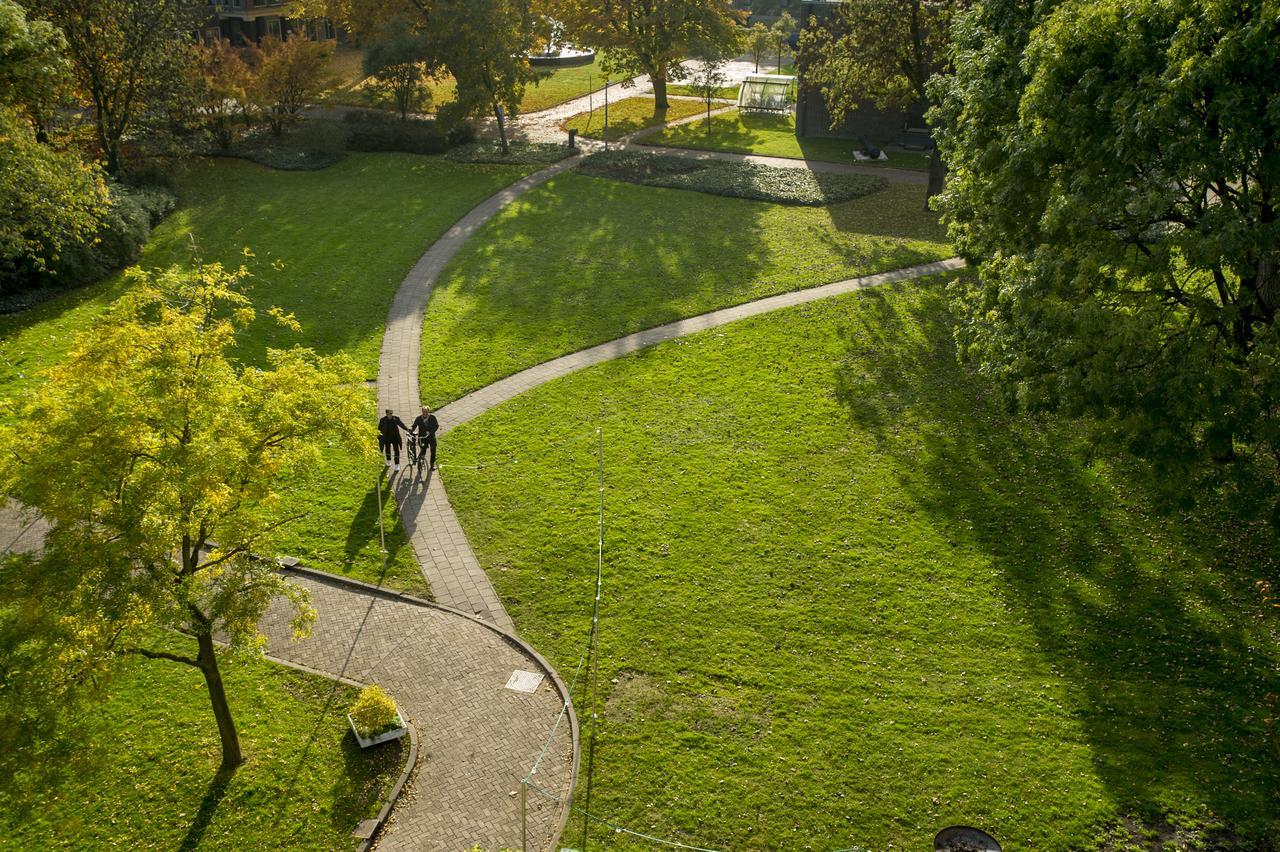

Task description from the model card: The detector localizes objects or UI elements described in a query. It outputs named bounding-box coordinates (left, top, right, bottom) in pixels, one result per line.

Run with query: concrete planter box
left=348, top=709, right=408, bottom=749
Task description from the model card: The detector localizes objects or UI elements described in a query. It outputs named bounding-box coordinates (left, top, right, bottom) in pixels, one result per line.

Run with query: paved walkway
left=378, top=156, right=582, bottom=633
left=259, top=572, right=574, bottom=852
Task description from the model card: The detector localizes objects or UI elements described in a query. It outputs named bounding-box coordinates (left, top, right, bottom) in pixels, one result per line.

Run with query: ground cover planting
left=561, top=96, right=706, bottom=141
left=0, top=631, right=406, bottom=849
left=418, top=171, right=949, bottom=405
left=0, top=154, right=535, bottom=595
left=578, top=150, right=888, bottom=205
left=645, top=109, right=934, bottom=171
left=442, top=278, right=1280, bottom=849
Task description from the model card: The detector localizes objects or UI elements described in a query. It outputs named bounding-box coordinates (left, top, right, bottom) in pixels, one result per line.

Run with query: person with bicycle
left=411, top=405, right=439, bottom=470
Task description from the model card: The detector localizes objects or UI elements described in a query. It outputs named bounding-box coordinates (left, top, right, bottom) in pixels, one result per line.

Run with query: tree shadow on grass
left=177, top=766, right=236, bottom=851
left=831, top=282, right=1280, bottom=835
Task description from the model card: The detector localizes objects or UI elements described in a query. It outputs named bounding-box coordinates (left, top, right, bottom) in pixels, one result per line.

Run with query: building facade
left=201, top=1, right=337, bottom=45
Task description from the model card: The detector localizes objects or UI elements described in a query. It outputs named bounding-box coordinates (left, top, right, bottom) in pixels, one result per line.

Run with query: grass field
left=0, top=154, right=535, bottom=595
left=442, top=277, right=1280, bottom=849
left=645, top=109, right=935, bottom=171
left=418, top=172, right=951, bottom=405
left=325, top=45, right=607, bottom=114
left=561, top=96, right=707, bottom=141
left=0, top=631, right=406, bottom=849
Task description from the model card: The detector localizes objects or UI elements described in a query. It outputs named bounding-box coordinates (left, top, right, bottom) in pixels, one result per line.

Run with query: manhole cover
left=505, top=670, right=545, bottom=693
left=935, top=826, right=1001, bottom=852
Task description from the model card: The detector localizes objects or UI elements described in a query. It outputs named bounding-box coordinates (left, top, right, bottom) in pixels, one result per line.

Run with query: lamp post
left=603, top=77, right=610, bottom=150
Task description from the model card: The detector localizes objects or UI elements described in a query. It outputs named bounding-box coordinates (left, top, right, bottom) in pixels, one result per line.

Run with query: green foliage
left=577, top=150, right=889, bottom=205
left=361, top=17, right=433, bottom=119
left=931, top=0, right=1280, bottom=510
left=0, top=264, right=371, bottom=763
left=30, top=0, right=197, bottom=173
left=419, top=171, right=946, bottom=402
left=223, top=119, right=351, bottom=171
left=343, top=110, right=473, bottom=155
left=0, top=631, right=406, bottom=849
left=350, top=684, right=401, bottom=736
left=444, top=140, right=575, bottom=165
left=443, top=279, right=1280, bottom=848
left=0, top=106, right=109, bottom=292
left=745, top=20, right=772, bottom=73
left=561, top=95, right=706, bottom=141
left=557, top=0, right=742, bottom=106
left=0, top=0, right=68, bottom=123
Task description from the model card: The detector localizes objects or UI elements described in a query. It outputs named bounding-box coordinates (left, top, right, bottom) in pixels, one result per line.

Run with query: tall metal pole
left=603, top=78, right=609, bottom=151
left=580, top=429, right=605, bottom=850
left=375, top=474, right=387, bottom=554
left=520, top=779, right=528, bottom=852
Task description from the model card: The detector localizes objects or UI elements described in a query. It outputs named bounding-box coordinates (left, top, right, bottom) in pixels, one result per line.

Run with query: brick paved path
left=258, top=572, right=575, bottom=852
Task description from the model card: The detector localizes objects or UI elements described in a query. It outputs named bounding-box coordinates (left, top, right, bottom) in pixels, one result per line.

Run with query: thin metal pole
left=581, top=428, right=605, bottom=850
left=521, top=779, right=528, bottom=852
left=603, top=78, right=609, bottom=151
left=375, top=473, right=387, bottom=554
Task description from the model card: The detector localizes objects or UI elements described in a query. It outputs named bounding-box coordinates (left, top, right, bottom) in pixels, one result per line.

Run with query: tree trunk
left=651, top=74, right=669, bottom=111
left=494, top=102, right=509, bottom=153
left=196, top=632, right=244, bottom=769
left=925, top=151, right=947, bottom=205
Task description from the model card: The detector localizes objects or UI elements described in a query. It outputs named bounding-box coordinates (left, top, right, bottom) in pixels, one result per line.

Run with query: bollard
left=568, top=128, right=578, bottom=149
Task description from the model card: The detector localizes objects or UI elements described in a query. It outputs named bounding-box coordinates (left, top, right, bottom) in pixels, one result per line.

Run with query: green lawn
left=418, top=172, right=950, bottom=405
left=0, top=632, right=406, bottom=849
left=0, top=154, right=535, bottom=595
left=325, top=44, right=606, bottom=114
left=442, top=277, right=1280, bottom=849
left=561, top=96, right=708, bottom=141
left=645, top=108, right=935, bottom=171
left=666, top=84, right=740, bottom=100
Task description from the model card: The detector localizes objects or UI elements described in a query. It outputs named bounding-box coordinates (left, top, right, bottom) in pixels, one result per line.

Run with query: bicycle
left=405, top=434, right=424, bottom=469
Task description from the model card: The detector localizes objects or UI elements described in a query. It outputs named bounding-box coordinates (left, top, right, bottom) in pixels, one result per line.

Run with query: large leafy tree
left=932, top=0, right=1280, bottom=504
left=26, top=0, right=196, bottom=174
left=556, top=0, right=741, bottom=110
left=0, top=0, right=106, bottom=288
left=362, top=16, right=435, bottom=120
left=0, top=265, right=370, bottom=768
left=801, top=0, right=968, bottom=200
left=246, top=35, right=333, bottom=136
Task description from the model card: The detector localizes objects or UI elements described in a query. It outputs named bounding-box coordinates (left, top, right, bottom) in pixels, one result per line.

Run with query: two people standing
left=377, top=405, right=438, bottom=472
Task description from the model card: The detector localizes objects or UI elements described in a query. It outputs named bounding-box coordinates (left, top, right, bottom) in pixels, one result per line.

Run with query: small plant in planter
left=348, top=685, right=408, bottom=748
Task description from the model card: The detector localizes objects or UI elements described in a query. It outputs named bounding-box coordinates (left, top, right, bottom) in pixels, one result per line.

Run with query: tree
left=769, top=10, right=795, bottom=73
left=0, top=0, right=107, bottom=287
left=362, top=17, right=434, bottom=119
left=687, top=50, right=729, bottom=137
left=0, top=264, right=371, bottom=768
left=247, top=36, right=333, bottom=136
left=0, top=0, right=68, bottom=132
left=556, top=0, right=742, bottom=110
left=0, top=107, right=108, bottom=287
left=192, top=39, right=253, bottom=149
left=931, top=0, right=1280, bottom=507
left=800, top=0, right=967, bottom=201
left=429, top=0, right=537, bottom=152
left=29, top=0, right=195, bottom=174
left=746, top=21, right=771, bottom=74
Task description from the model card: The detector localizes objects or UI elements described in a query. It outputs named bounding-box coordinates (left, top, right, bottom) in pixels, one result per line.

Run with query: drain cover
left=505, top=670, right=545, bottom=693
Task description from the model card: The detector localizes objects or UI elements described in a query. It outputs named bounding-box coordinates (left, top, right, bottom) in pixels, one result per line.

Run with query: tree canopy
left=555, top=0, right=742, bottom=109
left=932, top=0, right=1280, bottom=509
left=801, top=0, right=967, bottom=198
left=0, top=264, right=371, bottom=767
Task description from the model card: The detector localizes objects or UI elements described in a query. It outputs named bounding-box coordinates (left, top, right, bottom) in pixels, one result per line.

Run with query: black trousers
left=422, top=433, right=437, bottom=468
left=378, top=436, right=401, bottom=463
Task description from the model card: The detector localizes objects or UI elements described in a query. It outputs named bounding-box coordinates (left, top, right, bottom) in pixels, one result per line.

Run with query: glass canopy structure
left=738, top=75, right=798, bottom=113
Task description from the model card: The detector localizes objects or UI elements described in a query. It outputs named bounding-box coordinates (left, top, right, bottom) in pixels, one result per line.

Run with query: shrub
left=343, top=110, right=473, bottom=156
left=349, top=685, right=400, bottom=737
left=576, top=150, right=888, bottom=206
left=220, top=120, right=350, bottom=171
left=444, top=140, right=575, bottom=165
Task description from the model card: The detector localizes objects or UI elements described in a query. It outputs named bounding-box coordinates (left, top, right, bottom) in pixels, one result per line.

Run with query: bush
left=576, top=150, right=888, bottom=206
left=444, top=140, right=575, bottom=165
left=220, top=120, right=350, bottom=171
left=343, top=110, right=474, bottom=156
left=349, top=685, right=400, bottom=737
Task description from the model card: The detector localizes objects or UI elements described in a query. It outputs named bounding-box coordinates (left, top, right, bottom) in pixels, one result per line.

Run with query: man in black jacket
left=378, top=409, right=409, bottom=471
left=411, top=405, right=439, bottom=470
